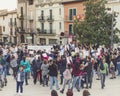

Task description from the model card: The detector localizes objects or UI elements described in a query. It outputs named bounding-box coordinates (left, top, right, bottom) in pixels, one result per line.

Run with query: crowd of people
left=0, top=41, right=120, bottom=96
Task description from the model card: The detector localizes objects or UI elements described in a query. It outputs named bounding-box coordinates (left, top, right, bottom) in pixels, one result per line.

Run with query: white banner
left=28, top=45, right=53, bottom=52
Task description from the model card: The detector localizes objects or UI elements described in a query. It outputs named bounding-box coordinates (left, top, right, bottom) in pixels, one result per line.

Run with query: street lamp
left=111, top=10, right=114, bottom=48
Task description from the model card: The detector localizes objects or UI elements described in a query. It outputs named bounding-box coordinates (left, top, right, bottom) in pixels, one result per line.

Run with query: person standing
left=71, top=61, right=82, bottom=92
left=15, top=65, right=25, bottom=96
left=60, top=64, right=72, bottom=94
left=84, top=56, right=93, bottom=89
left=100, top=58, right=108, bottom=89
left=41, top=60, right=49, bottom=86
left=5, top=49, right=11, bottom=75
left=10, top=55, right=18, bottom=79
left=48, top=60, right=59, bottom=90
left=20, top=56, right=30, bottom=85
left=32, top=56, right=42, bottom=85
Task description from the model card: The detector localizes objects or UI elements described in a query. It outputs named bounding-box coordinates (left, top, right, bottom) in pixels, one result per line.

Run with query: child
left=60, top=64, right=72, bottom=94
left=15, top=65, right=25, bottom=96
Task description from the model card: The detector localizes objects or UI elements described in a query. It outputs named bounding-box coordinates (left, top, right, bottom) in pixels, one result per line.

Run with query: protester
left=32, top=56, right=42, bottom=85
left=100, top=58, right=108, bottom=89
left=41, top=60, right=49, bottom=86
left=15, top=65, right=25, bottom=96
left=66, top=89, right=73, bottom=96
left=60, top=64, right=72, bottom=93
left=48, top=60, right=59, bottom=90
left=10, top=55, right=18, bottom=79
left=20, top=56, right=30, bottom=85
left=83, top=90, right=90, bottom=96
left=51, top=90, right=58, bottom=96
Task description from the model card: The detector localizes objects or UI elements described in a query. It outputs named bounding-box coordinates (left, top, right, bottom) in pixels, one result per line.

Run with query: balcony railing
left=28, top=15, right=34, bottom=21
left=64, top=16, right=74, bottom=22
left=38, top=16, right=45, bottom=22
left=47, top=16, right=54, bottom=22
left=39, top=29, right=56, bottom=36
left=8, top=22, right=13, bottom=27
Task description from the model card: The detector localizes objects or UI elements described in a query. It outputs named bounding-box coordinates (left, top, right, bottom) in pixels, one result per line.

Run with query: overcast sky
left=0, top=0, right=17, bottom=11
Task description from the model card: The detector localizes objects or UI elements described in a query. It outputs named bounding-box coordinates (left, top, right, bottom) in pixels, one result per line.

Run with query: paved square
left=0, top=74, right=120, bottom=96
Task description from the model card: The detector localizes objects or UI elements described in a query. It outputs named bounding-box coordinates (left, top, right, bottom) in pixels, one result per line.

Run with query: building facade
left=17, top=0, right=36, bottom=44
left=106, top=0, right=120, bottom=38
left=36, top=0, right=64, bottom=45
left=0, top=9, right=17, bottom=44
left=62, top=0, right=85, bottom=37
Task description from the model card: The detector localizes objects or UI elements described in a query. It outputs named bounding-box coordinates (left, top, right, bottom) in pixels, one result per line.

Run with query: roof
left=0, top=9, right=17, bottom=17
left=0, top=9, right=8, bottom=16
left=8, top=9, right=17, bottom=14
left=62, top=0, right=87, bottom=4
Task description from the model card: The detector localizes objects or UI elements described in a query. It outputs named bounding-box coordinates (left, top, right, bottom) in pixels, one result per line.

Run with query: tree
left=73, top=0, right=120, bottom=46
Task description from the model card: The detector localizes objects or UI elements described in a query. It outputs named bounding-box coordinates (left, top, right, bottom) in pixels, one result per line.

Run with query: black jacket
left=48, top=64, right=58, bottom=77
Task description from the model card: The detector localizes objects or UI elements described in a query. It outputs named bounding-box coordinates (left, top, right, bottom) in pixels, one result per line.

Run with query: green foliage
left=73, top=0, right=120, bottom=46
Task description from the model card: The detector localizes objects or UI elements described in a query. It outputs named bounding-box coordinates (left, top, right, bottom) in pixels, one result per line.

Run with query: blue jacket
left=20, top=60, right=31, bottom=72
left=16, top=70, right=25, bottom=82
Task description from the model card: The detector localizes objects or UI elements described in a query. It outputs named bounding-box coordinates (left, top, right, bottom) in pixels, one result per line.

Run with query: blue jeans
left=49, top=76, right=59, bottom=90
left=25, top=72, right=28, bottom=85
left=62, top=79, right=71, bottom=90
left=3, top=66, right=7, bottom=78
left=16, top=81, right=24, bottom=93
left=71, top=76, right=81, bottom=91
left=100, top=73, right=106, bottom=88
left=117, top=63, right=120, bottom=75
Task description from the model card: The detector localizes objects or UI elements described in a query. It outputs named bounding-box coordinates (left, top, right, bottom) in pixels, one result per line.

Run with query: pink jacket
left=63, top=69, right=72, bottom=80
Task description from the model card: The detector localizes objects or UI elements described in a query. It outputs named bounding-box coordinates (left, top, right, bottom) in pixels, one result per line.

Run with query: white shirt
left=17, top=73, right=21, bottom=82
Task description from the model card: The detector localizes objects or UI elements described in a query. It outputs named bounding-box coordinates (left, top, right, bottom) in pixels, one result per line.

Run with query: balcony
left=64, top=16, right=74, bottom=22
left=39, top=29, right=56, bottom=36
left=38, top=16, right=45, bottom=22
left=47, top=16, right=54, bottom=22
left=8, top=22, right=13, bottom=27
left=28, top=15, right=34, bottom=21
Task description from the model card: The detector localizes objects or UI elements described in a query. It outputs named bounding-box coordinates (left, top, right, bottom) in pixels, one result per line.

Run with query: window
left=21, top=7, right=23, bottom=17
left=50, top=10, right=52, bottom=19
left=49, top=23, right=53, bottom=33
left=41, top=23, right=44, bottom=32
left=41, top=10, right=44, bottom=20
left=29, top=0, right=33, bottom=5
left=40, top=38, right=46, bottom=45
left=69, top=8, right=76, bottom=20
left=0, top=26, right=2, bottom=33
left=49, top=39, right=57, bottom=44
left=3, top=16, right=5, bottom=20
left=3, top=26, right=5, bottom=32
left=59, top=8, right=61, bottom=15
left=10, top=18, right=12, bottom=25
left=68, top=24, right=73, bottom=35
left=59, top=22, right=61, bottom=30
left=14, top=18, right=17, bottom=26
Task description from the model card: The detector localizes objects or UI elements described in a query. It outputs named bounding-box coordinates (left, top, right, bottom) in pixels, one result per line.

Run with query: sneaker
left=60, top=89, right=64, bottom=94
left=96, top=78, right=100, bottom=80
left=110, top=77, right=113, bottom=79
left=19, top=93, right=23, bottom=96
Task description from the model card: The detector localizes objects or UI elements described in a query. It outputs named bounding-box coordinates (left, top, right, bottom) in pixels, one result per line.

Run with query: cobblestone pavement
left=0, top=74, right=120, bottom=96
